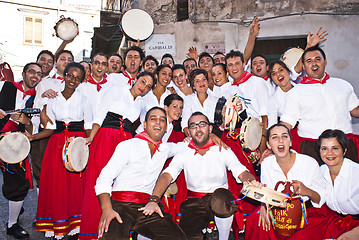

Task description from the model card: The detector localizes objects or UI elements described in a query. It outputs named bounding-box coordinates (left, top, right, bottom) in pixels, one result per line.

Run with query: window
left=24, top=16, right=43, bottom=45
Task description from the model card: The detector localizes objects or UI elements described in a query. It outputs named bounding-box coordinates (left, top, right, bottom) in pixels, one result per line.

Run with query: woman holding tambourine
left=27, top=62, right=92, bottom=239
left=245, top=123, right=327, bottom=240
left=317, top=129, right=359, bottom=240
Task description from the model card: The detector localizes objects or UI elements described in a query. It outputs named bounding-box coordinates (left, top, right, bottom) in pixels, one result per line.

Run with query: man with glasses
left=141, top=111, right=262, bottom=240
left=0, top=63, right=43, bottom=239
left=107, top=46, right=145, bottom=87
left=183, top=58, right=198, bottom=76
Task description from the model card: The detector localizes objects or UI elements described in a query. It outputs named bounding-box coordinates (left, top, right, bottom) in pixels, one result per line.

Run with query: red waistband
left=299, top=133, right=353, bottom=142
left=186, top=190, right=209, bottom=199
left=111, top=191, right=150, bottom=204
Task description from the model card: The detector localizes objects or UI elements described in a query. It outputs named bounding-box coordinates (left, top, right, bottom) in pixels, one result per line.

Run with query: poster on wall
left=145, top=34, right=176, bottom=58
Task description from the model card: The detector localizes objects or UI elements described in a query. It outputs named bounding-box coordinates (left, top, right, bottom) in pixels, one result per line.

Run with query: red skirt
left=290, top=128, right=300, bottom=153
left=79, top=127, right=132, bottom=240
left=36, top=131, right=86, bottom=236
left=323, top=207, right=359, bottom=239
left=244, top=204, right=328, bottom=240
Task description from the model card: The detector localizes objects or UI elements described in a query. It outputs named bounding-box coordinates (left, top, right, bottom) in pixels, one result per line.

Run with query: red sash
left=301, top=72, right=330, bottom=84
left=123, top=71, right=135, bottom=85
left=263, top=75, right=269, bottom=81
left=111, top=191, right=150, bottom=204
left=88, top=74, right=108, bottom=91
left=134, top=131, right=162, bottom=155
left=232, top=71, right=252, bottom=86
left=13, top=81, right=36, bottom=99
left=188, top=139, right=215, bottom=155
left=186, top=190, right=209, bottom=199
left=299, top=133, right=353, bottom=142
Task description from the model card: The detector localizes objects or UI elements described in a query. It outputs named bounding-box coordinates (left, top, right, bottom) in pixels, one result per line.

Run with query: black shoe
left=68, top=233, right=79, bottom=240
left=6, top=223, right=29, bottom=239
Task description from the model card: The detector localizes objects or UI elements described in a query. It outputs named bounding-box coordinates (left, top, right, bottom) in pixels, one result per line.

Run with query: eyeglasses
left=185, top=64, right=196, bottom=69
left=27, top=69, right=43, bottom=78
left=188, top=121, right=209, bottom=129
left=93, top=60, right=108, bottom=66
left=65, top=72, right=82, bottom=82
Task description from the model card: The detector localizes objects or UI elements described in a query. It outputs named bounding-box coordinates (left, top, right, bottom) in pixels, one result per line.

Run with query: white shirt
left=261, top=151, right=325, bottom=207
left=320, top=158, right=359, bottom=215
left=162, top=121, right=174, bottom=143
left=181, top=92, right=219, bottom=129
left=46, top=90, right=93, bottom=130
left=95, top=138, right=178, bottom=195
left=106, top=71, right=133, bottom=88
left=93, top=85, right=144, bottom=126
left=163, top=143, right=248, bottom=193
left=281, top=77, right=359, bottom=139
left=33, top=73, right=65, bottom=109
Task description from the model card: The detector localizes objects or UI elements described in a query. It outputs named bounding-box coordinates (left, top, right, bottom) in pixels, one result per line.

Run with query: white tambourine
left=121, top=9, right=154, bottom=41
left=0, top=132, right=30, bottom=164
left=280, top=47, right=304, bottom=69
left=54, top=17, right=79, bottom=41
left=239, top=118, right=262, bottom=151
left=62, top=137, right=89, bottom=172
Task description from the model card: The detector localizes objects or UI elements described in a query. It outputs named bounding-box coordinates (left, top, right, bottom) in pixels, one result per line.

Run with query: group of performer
left=0, top=16, right=358, bottom=240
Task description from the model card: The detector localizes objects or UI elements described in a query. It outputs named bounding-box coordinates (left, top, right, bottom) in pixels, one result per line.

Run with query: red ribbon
left=87, top=74, right=108, bottom=91
left=52, top=73, right=65, bottom=83
left=188, top=139, right=215, bottom=155
left=301, top=72, right=330, bottom=84
left=13, top=81, right=36, bottom=99
left=134, top=131, right=162, bottom=155
left=232, top=71, right=253, bottom=86
left=335, top=215, right=354, bottom=228
left=122, top=71, right=136, bottom=85
left=263, top=75, right=269, bottom=81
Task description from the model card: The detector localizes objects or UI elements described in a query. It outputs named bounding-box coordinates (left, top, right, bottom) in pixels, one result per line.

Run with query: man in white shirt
left=281, top=46, right=359, bottom=164
left=95, top=107, right=186, bottom=240
left=141, top=112, right=262, bottom=240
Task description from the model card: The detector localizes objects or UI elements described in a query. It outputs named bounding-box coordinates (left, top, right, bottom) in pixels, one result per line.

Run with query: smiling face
left=125, top=50, right=142, bottom=75
left=55, top=52, right=73, bottom=77
left=270, top=63, right=292, bottom=90
left=199, top=56, right=214, bottom=72
left=22, top=64, right=42, bottom=90
left=303, top=50, right=327, bottom=79
left=157, top=66, right=172, bottom=87
left=144, top=59, right=157, bottom=74
left=131, top=75, right=154, bottom=98
left=108, top=55, right=122, bottom=74
left=92, top=55, right=107, bottom=81
left=64, top=67, right=83, bottom=91
left=193, top=73, right=208, bottom=93
left=251, top=56, right=268, bottom=78
left=214, top=53, right=225, bottom=64
left=319, top=137, right=345, bottom=169
left=211, top=65, right=228, bottom=87
left=161, top=57, right=174, bottom=68
left=172, top=68, right=187, bottom=88
left=266, top=125, right=292, bottom=159
left=144, top=108, right=167, bottom=142
left=188, top=114, right=212, bottom=147
left=164, top=100, right=183, bottom=123
left=37, top=53, right=54, bottom=77
left=184, top=59, right=197, bottom=75
left=226, top=56, right=245, bottom=80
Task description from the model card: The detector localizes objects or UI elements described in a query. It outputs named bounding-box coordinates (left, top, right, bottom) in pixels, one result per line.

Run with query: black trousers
left=30, top=136, right=49, bottom=187
left=1, top=161, right=29, bottom=201
left=102, top=199, right=187, bottom=240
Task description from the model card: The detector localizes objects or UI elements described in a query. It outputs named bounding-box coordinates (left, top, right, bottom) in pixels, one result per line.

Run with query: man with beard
left=95, top=107, right=186, bottom=240
left=107, top=54, right=123, bottom=74
left=281, top=46, right=359, bottom=164
left=107, top=46, right=144, bottom=87
left=0, top=63, right=42, bottom=239
left=142, top=55, right=159, bottom=74
left=141, top=112, right=262, bottom=240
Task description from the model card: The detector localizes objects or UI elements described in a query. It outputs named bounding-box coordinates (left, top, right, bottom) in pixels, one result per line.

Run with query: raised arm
left=243, top=16, right=260, bottom=65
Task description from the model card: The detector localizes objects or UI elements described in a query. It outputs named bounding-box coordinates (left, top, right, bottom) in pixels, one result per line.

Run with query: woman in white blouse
left=29, top=62, right=92, bottom=239
left=317, top=129, right=359, bottom=240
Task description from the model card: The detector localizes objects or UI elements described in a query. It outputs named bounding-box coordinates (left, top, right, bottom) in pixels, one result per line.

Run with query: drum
left=214, top=95, right=243, bottom=131
left=121, top=9, right=154, bottom=41
left=214, top=97, right=226, bottom=126
left=241, top=182, right=287, bottom=208
left=54, top=17, right=79, bottom=41
left=62, top=137, right=89, bottom=172
left=0, top=132, right=30, bottom=164
left=280, top=47, right=304, bottom=69
left=239, top=118, right=262, bottom=150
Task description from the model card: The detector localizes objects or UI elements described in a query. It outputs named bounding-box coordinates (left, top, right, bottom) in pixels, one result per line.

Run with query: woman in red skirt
left=79, top=71, right=156, bottom=240
left=29, top=62, right=92, bottom=239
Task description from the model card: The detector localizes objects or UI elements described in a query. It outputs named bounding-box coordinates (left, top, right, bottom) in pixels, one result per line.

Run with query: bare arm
left=138, top=172, right=173, bottom=217
left=279, top=121, right=293, bottom=130
left=350, top=105, right=359, bottom=118
left=85, top=123, right=101, bottom=145
left=243, top=16, right=260, bottom=65
left=291, top=180, right=321, bottom=204
left=97, top=193, right=122, bottom=238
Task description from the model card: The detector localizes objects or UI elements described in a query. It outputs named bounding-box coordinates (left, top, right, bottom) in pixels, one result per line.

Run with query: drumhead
left=281, top=47, right=304, bottom=69
left=55, top=18, right=79, bottom=41
left=0, top=132, right=30, bottom=163
left=214, top=97, right=226, bottom=126
left=121, top=9, right=154, bottom=41
left=241, top=118, right=262, bottom=150
left=68, top=137, right=89, bottom=172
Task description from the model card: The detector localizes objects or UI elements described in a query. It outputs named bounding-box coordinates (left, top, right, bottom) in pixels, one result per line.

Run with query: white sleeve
left=162, top=153, right=185, bottom=183
left=181, top=96, right=192, bottom=129
left=307, top=161, right=326, bottom=208
left=94, top=142, right=130, bottom=195
left=253, top=78, right=269, bottom=116
left=346, top=82, right=359, bottom=111
left=280, top=91, right=300, bottom=127
left=225, top=149, right=248, bottom=183
left=83, top=96, right=93, bottom=130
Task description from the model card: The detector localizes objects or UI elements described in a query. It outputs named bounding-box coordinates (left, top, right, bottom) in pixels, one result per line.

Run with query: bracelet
left=148, top=195, right=160, bottom=204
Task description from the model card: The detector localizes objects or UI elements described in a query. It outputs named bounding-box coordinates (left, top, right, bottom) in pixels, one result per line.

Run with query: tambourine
left=214, top=95, right=243, bottom=131
left=62, top=137, right=89, bottom=172
left=241, top=182, right=287, bottom=208
left=239, top=118, right=262, bottom=151
left=164, top=182, right=178, bottom=197
left=54, top=17, right=79, bottom=41
left=0, top=132, right=30, bottom=164
left=121, top=9, right=154, bottom=41
left=280, top=47, right=304, bottom=69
